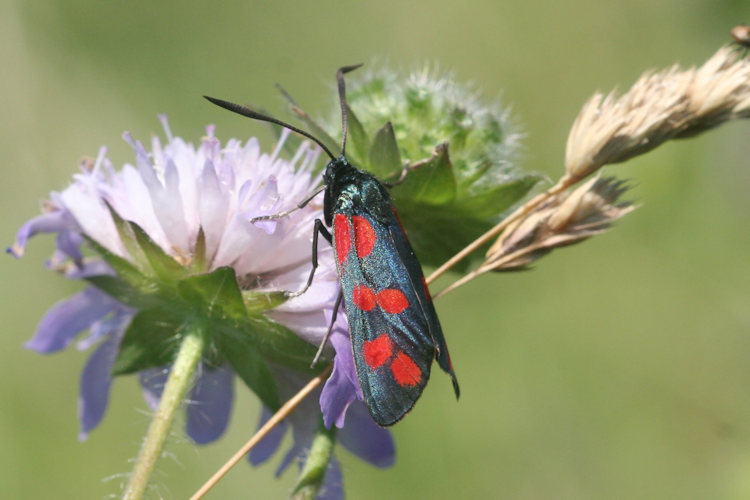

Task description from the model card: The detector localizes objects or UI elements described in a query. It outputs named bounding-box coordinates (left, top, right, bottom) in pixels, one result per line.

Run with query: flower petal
left=319, top=357, right=358, bottom=429
left=271, top=263, right=339, bottom=313
left=77, top=307, right=133, bottom=351
left=210, top=211, right=263, bottom=270
left=338, top=402, right=395, bottom=468
left=25, top=288, right=117, bottom=353
left=159, top=158, right=191, bottom=252
left=268, top=309, right=329, bottom=346
left=7, top=210, right=72, bottom=258
left=197, top=160, right=229, bottom=266
left=55, top=229, right=84, bottom=261
left=186, top=364, right=234, bottom=444
left=59, top=177, right=126, bottom=257
left=247, top=407, right=288, bottom=466
left=126, top=134, right=190, bottom=254
left=320, top=318, right=363, bottom=429
left=114, top=164, right=170, bottom=249
left=78, top=332, right=121, bottom=440
left=318, top=457, right=344, bottom=500
left=64, top=259, right=115, bottom=280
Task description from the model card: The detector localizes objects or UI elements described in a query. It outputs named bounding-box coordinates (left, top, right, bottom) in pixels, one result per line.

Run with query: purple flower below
left=249, top=367, right=394, bottom=499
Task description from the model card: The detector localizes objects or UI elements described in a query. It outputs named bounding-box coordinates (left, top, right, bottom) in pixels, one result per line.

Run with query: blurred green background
left=4, top=1, right=750, bottom=499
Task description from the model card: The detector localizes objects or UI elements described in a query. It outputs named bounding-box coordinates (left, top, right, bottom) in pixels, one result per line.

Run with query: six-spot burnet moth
left=205, top=64, right=459, bottom=426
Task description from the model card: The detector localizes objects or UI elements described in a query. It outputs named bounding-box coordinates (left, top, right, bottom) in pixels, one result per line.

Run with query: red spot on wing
left=334, top=214, right=351, bottom=266
left=376, top=289, right=409, bottom=314
left=352, top=285, right=376, bottom=311
left=363, top=334, right=393, bottom=369
left=352, top=215, right=376, bottom=257
left=390, top=352, right=422, bottom=387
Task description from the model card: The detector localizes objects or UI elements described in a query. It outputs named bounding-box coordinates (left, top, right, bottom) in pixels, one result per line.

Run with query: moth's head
left=324, top=155, right=350, bottom=182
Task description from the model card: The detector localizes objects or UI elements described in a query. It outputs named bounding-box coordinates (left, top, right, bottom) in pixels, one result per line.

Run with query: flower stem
left=291, top=419, right=337, bottom=500
left=123, top=325, right=205, bottom=500
left=433, top=240, right=549, bottom=299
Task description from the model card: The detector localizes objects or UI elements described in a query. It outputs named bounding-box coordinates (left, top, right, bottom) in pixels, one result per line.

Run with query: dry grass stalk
left=436, top=177, right=633, bottom=297
left=430, top=45, right=750, bottom=294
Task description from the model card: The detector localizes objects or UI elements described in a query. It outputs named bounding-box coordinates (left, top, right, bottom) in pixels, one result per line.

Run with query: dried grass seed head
left=565, top=46, right=750, bottom=180
left=486, top=176, right=634, bottom=271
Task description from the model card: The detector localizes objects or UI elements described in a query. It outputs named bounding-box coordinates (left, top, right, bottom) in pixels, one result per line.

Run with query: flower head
left=10, top=117, right=393, bottom=481
left=342, top=63, right=522, bottom=190
left=296, top=64, right=536, bottom=271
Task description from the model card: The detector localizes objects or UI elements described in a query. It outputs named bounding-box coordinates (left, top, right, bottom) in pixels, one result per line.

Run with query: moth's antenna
left=336, top=64, right=364, bottom=156
left=203, top=95, right=336, bottom=161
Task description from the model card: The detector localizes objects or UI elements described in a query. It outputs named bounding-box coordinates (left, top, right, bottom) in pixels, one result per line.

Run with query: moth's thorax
left=323, top=155, right=391, bottom=226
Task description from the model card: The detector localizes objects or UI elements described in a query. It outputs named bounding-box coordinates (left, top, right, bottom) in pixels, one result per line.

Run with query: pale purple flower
left=9, top=117, right=393, bottom=488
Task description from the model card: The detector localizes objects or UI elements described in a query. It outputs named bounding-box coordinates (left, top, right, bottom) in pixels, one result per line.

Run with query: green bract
left=88, top=208, right=320, bottom=412
left=282, top=65, right=538, bottom=269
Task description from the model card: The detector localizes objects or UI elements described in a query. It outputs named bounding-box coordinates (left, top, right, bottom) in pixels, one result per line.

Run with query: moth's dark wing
left=334, top=207, right=456, bottom=426
left=346, top=287, right=434, bottom=426
left=387, top=208, right=460, bottom=398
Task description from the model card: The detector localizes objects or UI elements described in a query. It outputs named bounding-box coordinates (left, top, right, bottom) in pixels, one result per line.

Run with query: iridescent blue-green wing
left=332, top=207, right=457, bottom=426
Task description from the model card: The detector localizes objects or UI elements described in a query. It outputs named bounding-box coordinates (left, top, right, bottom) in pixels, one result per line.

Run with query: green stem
left=123, top=326, right=205, bottom=500
left=291, top=419, right=337, bottom=500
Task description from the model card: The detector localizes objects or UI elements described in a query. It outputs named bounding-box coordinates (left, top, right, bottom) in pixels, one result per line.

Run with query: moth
left=206, top=64, right=459, bottom=426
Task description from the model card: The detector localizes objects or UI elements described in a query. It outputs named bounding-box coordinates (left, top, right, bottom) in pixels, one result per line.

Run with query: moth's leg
left=250, top=184, right=325, bottom=223
left=287, top=218, right=332, bottom=298
left=311, top=290, right=344, bottom=367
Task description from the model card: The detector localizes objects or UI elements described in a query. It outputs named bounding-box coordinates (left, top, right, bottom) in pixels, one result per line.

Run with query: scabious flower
left=9, top=116, right=393, bottom=496
left=314, top=64, right=535, bottom=270
left=342, top=63, right=523, bottom=191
